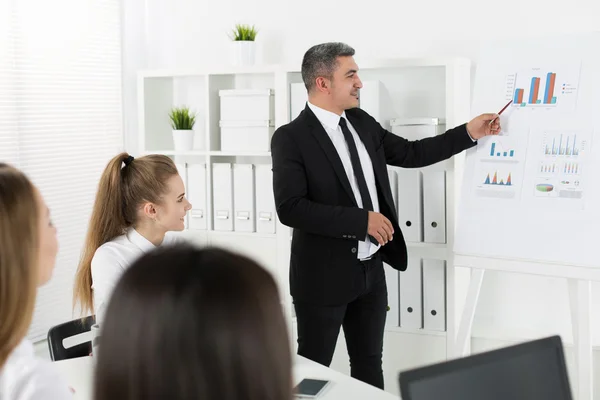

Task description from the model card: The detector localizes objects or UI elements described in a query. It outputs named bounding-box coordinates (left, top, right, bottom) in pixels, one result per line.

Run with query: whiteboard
left=454, top=32, right=600, bottom=270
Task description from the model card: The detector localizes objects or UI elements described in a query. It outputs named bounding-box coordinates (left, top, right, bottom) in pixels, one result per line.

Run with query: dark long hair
left=94, top=244, right=292, bottom=400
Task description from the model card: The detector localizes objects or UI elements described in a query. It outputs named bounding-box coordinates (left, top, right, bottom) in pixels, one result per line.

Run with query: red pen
left=489, top=100, right=512, bottom=125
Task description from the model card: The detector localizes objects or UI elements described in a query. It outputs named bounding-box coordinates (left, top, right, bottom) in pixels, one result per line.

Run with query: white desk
left=54, top=354, right=398, bottom=400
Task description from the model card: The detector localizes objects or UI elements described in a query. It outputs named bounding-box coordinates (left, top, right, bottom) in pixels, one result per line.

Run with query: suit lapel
left=346, top=111, right=377, bottom=163
left=303, top=105, right=357, bottom=206
left=346, top=110, right=386, bottom=186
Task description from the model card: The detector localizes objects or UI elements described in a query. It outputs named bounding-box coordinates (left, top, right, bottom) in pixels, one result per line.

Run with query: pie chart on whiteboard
left=535, top=183, right=554, bottom=192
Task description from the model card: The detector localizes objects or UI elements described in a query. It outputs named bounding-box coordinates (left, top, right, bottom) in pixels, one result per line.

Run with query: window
left=0, top=0, right=123, bottom=341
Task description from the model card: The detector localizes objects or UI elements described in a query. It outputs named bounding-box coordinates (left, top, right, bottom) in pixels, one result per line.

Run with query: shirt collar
left=127, top=227, right=157, bottom=253
left=307, top=101, right=347, bottom=132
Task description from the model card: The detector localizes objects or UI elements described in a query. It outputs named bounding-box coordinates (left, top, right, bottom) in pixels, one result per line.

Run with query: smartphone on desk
left=293, top=378, right=331, bottom=398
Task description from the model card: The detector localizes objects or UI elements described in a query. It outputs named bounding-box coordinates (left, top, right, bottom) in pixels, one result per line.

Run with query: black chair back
left=47, top=315, right=95, bottom=361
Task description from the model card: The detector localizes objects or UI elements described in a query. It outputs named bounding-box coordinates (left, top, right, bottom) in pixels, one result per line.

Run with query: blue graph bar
left=559, top=135, right=563, bottom=155
left=551, top=97, right=556, bottom=104
left=510, top=150, right=514, bottom=157
left=490, top=143, right=496, bottom=157
left=529, top=77, right=537, bottom=103
left=544, top=73, right=552, bottom=104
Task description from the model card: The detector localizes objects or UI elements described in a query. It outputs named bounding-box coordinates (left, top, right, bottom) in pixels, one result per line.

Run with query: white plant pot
left=232, top=41, right=256, bottom=66
left=172, top=129, right=194, bottom=152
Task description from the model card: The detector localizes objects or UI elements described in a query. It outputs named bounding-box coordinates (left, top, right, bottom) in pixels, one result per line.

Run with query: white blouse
left=91, top=227, right=180, bottom=325
left=0, top=339, right=72, bottom=399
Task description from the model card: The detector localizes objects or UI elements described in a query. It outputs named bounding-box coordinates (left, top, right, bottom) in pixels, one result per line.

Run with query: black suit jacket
left=271, top=105, right=476, bottom=305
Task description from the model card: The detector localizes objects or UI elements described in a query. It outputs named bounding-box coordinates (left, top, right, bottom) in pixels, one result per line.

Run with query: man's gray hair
left=301, top=42, right=355, bottom=92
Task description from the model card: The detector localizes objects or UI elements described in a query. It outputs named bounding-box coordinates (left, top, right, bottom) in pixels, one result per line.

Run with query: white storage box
left=219, top=89, right=274, bottom=121
left=290, top=83, right=308, bottom=120
left=389, top=117, right=446, bottom=141
left=220, top=120, right=275, bottom=152
left=359, top=80, right=384, bottom=122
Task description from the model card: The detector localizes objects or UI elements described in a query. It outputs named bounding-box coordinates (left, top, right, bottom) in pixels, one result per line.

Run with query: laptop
left=399, top=335, right=573, bottom=400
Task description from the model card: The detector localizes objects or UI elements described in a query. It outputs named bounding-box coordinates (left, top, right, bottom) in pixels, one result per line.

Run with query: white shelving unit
left=137, top=58, right=472, bottom=361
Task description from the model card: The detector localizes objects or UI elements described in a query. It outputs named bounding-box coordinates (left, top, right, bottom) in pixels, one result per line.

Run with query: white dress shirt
left=307, top=102, right=380, bottom=260
left=0, top=339, right=72, bottom=400
left=91, top=227, right=180, bottom=325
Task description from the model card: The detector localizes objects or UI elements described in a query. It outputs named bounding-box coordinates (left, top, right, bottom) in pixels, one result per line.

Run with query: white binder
left=175, top=162, right=188, bottom=229
left=399, top=255, right=422, bottom=329
left=212, top=163, right=233, bottom=231
left=387, top=168, right=398, bottom=209
left=396, top=169, right=423, bottom=243
left=233, top=164, right=255, bottom=232
left=423, top=170, right=446, bottom=244
left=384, top=262, right=400, bottom=328
left=187, top=164, right=207, bottom=230
left=255, top=164, right=276, bottom=234
left=422, top=259, right=446, bottom=331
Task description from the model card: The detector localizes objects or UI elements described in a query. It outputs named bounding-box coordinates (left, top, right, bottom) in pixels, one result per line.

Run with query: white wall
left=121, top=0, right=600, bottom=395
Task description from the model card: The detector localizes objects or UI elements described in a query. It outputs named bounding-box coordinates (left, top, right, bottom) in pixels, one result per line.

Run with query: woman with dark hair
left=94, top=244, right=292, bottom=400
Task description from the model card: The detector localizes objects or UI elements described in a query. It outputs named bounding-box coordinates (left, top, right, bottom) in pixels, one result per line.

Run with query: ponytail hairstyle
left=73, top=152, right=178, bottom=316
left=0, top=164, right=40, bottom=367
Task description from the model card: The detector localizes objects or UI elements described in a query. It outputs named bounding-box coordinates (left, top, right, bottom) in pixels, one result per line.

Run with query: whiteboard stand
left=454, top=268, right=485, bottom=357
left=568, top=279, right=593, bottom=400
left=451, top=255, right=596, bottom=400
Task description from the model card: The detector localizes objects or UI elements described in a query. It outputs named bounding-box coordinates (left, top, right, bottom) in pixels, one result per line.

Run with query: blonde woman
left=73, top=152, right=192, bottom=324
left=0, top=164, right=72, bottom=399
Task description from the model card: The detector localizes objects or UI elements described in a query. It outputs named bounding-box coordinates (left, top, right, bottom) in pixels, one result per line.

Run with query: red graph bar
left=531, top=78, right=541, bottom=104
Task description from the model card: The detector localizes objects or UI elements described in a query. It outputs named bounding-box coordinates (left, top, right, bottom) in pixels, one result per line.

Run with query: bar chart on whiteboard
left=456, top=33, right=600, bottom=269
left=504, top=64, right=581, bottom=112
left=474, top=133, right=525, bottom=200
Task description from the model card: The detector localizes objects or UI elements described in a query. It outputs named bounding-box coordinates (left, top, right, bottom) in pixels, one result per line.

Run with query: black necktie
left=339, top=117, right=378, bottom=245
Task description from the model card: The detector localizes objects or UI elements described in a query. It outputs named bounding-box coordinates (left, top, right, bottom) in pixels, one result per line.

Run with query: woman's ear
left=141, top=202, right=158, bottom=221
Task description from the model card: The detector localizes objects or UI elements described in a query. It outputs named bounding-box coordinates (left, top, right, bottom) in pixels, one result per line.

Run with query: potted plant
left=229, top=24, right=258, bottom=66
left=169, top=106, right=197, bottom=151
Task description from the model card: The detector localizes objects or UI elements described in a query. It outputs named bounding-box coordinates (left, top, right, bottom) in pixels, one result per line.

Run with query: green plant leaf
left=229, top=23, right=258, bottom=41
left=168, top=106, right=196, bottom=130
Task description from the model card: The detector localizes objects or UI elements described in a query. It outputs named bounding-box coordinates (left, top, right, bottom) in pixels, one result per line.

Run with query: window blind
left=0, top=0, right=123, bottom=341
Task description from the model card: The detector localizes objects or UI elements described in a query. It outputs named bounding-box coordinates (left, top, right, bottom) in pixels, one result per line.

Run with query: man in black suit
left=271, top=42, right=500, bottom=390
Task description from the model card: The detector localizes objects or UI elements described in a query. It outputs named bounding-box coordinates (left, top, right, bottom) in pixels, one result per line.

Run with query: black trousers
left=293, top=253, right=388, bottom=389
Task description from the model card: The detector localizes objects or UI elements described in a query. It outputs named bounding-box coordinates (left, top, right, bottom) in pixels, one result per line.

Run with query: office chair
left=47, top=315, right=95, bottom=361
